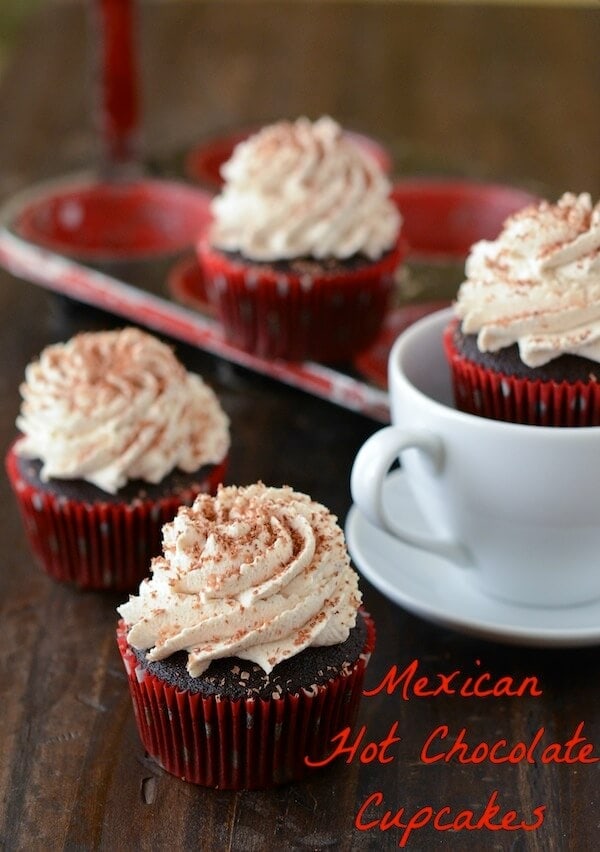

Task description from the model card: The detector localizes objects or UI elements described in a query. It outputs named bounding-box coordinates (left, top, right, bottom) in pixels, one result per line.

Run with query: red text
left=364, top=658, right=542, bottom=700
left=355, top=789, right=546, bottom=847
left=305, top=721, right=401, bottom=768
left=421, top=721, right=599, bottom=765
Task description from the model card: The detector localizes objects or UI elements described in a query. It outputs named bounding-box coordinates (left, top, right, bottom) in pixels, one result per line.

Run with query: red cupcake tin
left=0, top=154, right=542, bottom=422
left=11, top=175, right=212, bottom=261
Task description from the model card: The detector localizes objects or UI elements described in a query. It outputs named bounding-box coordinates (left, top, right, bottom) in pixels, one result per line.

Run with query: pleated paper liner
left=443, top=324, right=600, bottom=427
left=197, top=236, right=405, bottom=362
left=116, top=611, right=375, bottom=789
left=5, top=443, right=227, bottom=591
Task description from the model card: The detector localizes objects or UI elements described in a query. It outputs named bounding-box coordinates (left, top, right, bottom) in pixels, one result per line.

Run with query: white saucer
left=345, top=470, right=600, bottom=648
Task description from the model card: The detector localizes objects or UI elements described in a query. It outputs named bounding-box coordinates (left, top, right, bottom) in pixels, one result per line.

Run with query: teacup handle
left=350, top=426, right=472, bottom=567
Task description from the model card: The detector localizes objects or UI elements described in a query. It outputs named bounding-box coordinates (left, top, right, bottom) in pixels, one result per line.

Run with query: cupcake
left=444, top=192, right=600, bottom=425
left=116, top=483, right=374, bottom=789
left=197, top=116, right=404, bottom=362
left=6, top=327, right=230, bottom=590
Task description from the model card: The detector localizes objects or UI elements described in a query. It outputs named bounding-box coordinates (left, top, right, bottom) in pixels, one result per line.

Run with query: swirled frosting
left=117, top=483, right=362, bottom=676
left=16, top=327, right=230, bottom=494
left=210, top=116, right=401, bottom=262
left=455, top=192, right=600, bottom=367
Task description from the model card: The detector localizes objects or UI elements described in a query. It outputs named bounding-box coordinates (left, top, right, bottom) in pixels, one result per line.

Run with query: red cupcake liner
left=116, top=611, right=375, bottom=789
left=5, top=443, right=227, bottom=591
left=197, top=236, right=405, bottom=362
left=444, top=323, right=600, bottom=427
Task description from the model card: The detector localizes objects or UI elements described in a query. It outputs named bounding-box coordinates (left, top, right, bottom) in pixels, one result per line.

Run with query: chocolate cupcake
left=445, top=192, right=600, bottom=425
left=6, top=327, right=230, bottom=590
left=117, top=483, right=375, bottom=789
left=197, top=116, right=404, bottom=362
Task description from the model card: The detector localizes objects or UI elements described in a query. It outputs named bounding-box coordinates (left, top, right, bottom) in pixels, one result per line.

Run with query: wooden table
left=1, top=3, right=599, bottom=849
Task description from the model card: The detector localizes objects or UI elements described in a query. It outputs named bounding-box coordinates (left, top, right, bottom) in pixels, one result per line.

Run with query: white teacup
left=351, top=307, right=600, bottom=608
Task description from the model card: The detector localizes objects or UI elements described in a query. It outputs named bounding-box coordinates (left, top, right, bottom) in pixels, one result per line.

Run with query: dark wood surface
left=1, top=3, right=599, bottom=850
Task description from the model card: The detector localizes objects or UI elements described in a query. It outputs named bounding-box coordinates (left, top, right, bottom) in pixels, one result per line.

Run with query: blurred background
left=0, top=0, right=594, bottom=81
left=0, top=0, right=594, bottom=80
left=1, top=0, right=595, bottom=80
left=1, top=0, right=597, bottom=199
left=0, top=0, right=38, bottom=78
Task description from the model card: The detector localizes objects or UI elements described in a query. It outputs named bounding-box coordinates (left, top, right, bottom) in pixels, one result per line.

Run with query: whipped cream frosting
left=118, top=483, right=362, bottom=676
left=210, top=116, right=401, bottom=262
left=455, top=192, right=600, bottom=367
left=16, top=328, right=230, bottom=494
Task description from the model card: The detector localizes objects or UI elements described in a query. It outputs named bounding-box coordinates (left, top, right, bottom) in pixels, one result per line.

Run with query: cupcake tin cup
left=10, top=174, right=212, bottom=261
left=391, top=179, right=540, bottom=259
